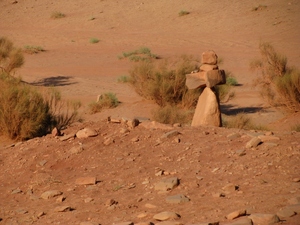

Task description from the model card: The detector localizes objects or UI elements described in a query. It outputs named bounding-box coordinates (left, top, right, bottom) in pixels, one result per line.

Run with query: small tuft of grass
left=222, top=113, right=268, bottom=130
left=23, top=45, right=45, bottom=54
left=51, top=11, right=66, bottom=19
left=178, top=10, right=190, bottom=16
left=252, top=5, right=267, bottom=11
left=118, top=47, right=158, bottom=62
left=89, top=92, right=119, bottom=114
left=89, top=38, right=100, bottom=44
left=152, top=104, right=193, bottom=125
left=117, top=75, right=130, bottom=83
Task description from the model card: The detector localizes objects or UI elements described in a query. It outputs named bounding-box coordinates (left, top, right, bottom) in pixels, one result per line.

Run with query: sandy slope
left=0, top=0, right=300, bottom=127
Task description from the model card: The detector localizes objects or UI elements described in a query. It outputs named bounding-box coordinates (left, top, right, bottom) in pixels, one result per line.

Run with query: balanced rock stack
left=186, top=50, right=226, bottom=127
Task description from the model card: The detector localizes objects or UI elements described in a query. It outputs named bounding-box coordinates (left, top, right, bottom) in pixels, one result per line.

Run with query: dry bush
left=0, top=74, right=51, bottom=140
left=89, top=92, right=119, bottom=114
left=222, top=113, right=268, bottom=130
left=250, top=42, right=300, bottom=112
left=0, top=37, right=24, bottom=74
left=152, top=105, right=193, bottom=125
left=129, top=55, right=200, bottom=108
left=43, top=88, right=82, bottom=130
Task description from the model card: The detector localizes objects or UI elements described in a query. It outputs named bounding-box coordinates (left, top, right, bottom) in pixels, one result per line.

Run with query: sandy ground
left=0, top=0, right=300, bottom=224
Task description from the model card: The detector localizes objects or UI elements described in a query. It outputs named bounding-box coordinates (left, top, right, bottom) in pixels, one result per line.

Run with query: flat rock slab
left=54, top=206, right=73, bottom=212
left=156, top=222, right=183, bottom=225
left=226, top=209, right=246, bottom=220
left=284, top=204, right=300, bottom=214
left=154, top=177, right=179, bottom=191
left=40, top=190, right=63, bottom=199
left=166, top=194, right=190, bottom=204
left=75, top=177, right=97, bottom=185
left=248, top=213, right=279, bottom=225
left=80, top=222, right=99, bottom=225
left=277, top=207, right=296, bottom=219
left=246, top=137, right=261, bottom=148
left=153, top=211, right=180, bottom=221
left=76, top=128, right=98, bottom=138
left=112, top=222, right=134, bottom=225
left=223, top=217, right=252, bottom=225
left=187, top=222, right=219, bottom=225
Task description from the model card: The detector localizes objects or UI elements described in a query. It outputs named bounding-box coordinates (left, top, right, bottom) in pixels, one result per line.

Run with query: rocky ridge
left=0, top=118, right=299, bottom=225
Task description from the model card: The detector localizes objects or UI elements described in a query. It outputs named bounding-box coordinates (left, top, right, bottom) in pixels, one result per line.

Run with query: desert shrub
left=89, top=38, right=99, bottom=44
left=43, top=88, right=81, bottom=130
left=152, top=104, right=193, bottom=125
left=250, top=42, right=300, bottom=112
left=178, top=10, right=190, bottom=16
left=0, top=75, right=51, bottom=140
left=215, top=73, right=237, bottom=102
left=89, top=92, right=119, bottom=114
left=0, top=37, right=24, bottom=74
left=222, top=113, right=268, bottom=130
left=118, top=47, right=158, bottom=62
left=51, top=11, right=65, bottom=19
left=129, top=55, right=200, bottom=108
left=252, top=5, right=267, bottom=11
left=117, top=75, right=130, bottom=83
left=24, top=45, right=45, bottom=54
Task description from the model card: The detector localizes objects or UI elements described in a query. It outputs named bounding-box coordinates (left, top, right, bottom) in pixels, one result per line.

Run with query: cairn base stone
left=191, top=87, right=221, bottom=127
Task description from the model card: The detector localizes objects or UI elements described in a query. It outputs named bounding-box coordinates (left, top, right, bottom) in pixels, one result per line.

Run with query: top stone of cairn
left=201, top=50, right=218, bottom=65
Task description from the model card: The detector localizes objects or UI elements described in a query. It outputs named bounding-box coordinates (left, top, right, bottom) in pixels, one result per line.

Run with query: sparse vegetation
left=23, top=45, right=45, bottom=54
left=118, top=47, right=158, bottom=62
left=250, top=42, right=300, bottom=112
left=43, top=88, right=82, bottom=130
left=0, top=37, right=24, bottom=74
left=252, top=5, right=267, bottom=11
left=0, top=37, right=81, bottom=140
left=178, top=10, right=190, bottom=16
left=129, top=55, right=200, bottom=108
left=51, top=11, right=66, bottom=19
left=215, top=73, right=237, bottom=102
left=89, top=38, right=99, bottom=44
left=222, top=113, right=268, bottom=130
left=89, top=92, right=119, bottom=114
left=117, top=75, right=130, bottom=83
left=152, top=105, right=193, bottom=125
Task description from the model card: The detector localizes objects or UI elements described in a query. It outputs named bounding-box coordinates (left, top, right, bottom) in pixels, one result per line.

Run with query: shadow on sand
left=221, top=104, right=265, bottom=116
left=29, top=76, right=77, bottom=87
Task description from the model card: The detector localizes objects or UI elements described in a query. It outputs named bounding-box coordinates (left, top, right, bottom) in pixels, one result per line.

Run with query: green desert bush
left=51, top=11, right=66, bottom=19
left=117, top=75, right=130, bottom=83
left=89, top=92, right=119, bottom=114
left=178, top=10, right=190, bottom=16
left=118, top=47, right=158, bottom=62
left=129, top=55, right=200, bottom=108
left=0, top=37, right=24, bottom=74
left=250, top=42, right=300, bottom=112
left=24, top=45, right=45, bottom=54
left=89, top=38, right=99, bottom=44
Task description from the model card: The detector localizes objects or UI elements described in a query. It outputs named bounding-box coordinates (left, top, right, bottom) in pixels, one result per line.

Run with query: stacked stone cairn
left=186, top=50, right=226, bottom=127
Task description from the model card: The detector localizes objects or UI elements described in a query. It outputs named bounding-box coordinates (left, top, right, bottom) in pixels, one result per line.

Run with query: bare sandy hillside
left=0, top=0, right=300, bottom=224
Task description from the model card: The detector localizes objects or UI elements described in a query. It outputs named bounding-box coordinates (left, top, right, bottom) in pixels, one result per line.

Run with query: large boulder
left=191, top=87, right=221, bottom=127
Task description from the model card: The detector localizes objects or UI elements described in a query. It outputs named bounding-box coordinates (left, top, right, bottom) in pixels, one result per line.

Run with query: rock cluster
left=186, top=50, right=225, bottom=127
